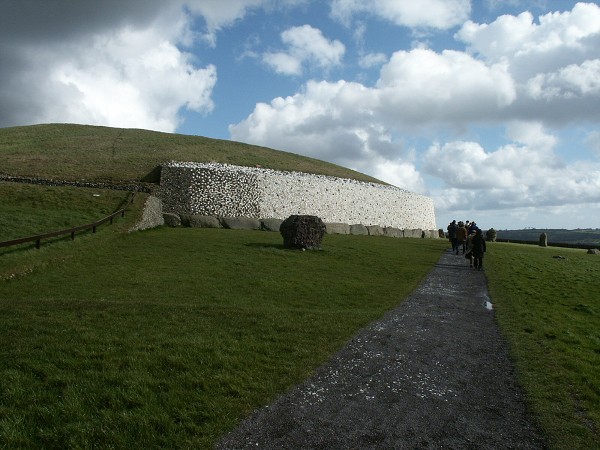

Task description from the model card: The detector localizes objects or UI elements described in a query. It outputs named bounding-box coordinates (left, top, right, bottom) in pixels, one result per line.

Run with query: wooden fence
left=0, top=195, right=134, bottom=250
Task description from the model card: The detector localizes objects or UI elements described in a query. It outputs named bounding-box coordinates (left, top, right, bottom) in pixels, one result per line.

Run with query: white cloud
left=262, top=52, right=303, bottom=76
left=376, top=48, right=516, bottom=125
left=186, top=0, right=307, bottom=45
left=0, top=0, right=306, bottom=131
left=526, top=59, right=600, bottom=100
left=457, top=3, right=600, bottom=79
left=358, top=52, right=388, bottom=68
left=331, top=0, right=471, bottom=29
left=423, top=129, right=600, bottom=215
left=229, top=79, right=427, bottom=192
left=263, top=25, right=345, bottom=75
left=4, top=24, right=216, bottom=132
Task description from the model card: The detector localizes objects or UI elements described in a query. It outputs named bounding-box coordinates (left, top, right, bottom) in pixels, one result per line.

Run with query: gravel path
left=216, top=249, right=548, bottom=449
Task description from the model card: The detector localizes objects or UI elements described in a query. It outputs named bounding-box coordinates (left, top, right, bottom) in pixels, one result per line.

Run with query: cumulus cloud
left=0, top=0, right=301, bottom=131
left=423, top=124, right=600, bottom=215
left=330, top=0, right=471, bottom=29
left=457, top=3, right=600, bottom=78
left=229, top=79, right=427, bottom=193
left=0, top=1, right=223, bottom=131
left=262, top=25, right=345, bottom=75
left=526, top=59, right=600, bottom=100
left=358, top=52, right=388, bottom=68
left=376, top=48, right=516, bottom=125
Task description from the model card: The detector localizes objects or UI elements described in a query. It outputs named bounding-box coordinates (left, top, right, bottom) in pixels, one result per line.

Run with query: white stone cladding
left=160, top=162, right=436, bottom=230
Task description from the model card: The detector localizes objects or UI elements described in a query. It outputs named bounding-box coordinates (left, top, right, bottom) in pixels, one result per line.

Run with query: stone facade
left=159, top=162, right=437, bottom=233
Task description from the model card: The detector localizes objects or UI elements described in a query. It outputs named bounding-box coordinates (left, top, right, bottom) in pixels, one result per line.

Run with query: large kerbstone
left=326, top=223, right=350, bottom=235
left=405, top=229, right=423, bottom=238
left=187, top=215, right=222, bottom=228
left=163, top=213, right=181, bottom=227
left=367, top=225, right=384, bottom=236
left=221, top=216, right=261, bottom=230
left=280, top=215, right=326, bottom=249
left=384, top=227, right=403, bottom=238
left=261, top=218, right=284, bottom=232
left=349, top=224, right=369, bottom=235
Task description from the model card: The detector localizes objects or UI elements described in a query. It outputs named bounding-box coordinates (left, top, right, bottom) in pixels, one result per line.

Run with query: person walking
left=456, top=221, right=468, bottom=255
left=447, top=220, right=458, bottom=253
left=471, top=228, right=486, bottom=270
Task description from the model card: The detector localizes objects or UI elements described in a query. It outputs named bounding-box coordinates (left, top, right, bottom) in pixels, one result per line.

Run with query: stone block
left=189, top=215, right=222, bottom=228
left=325, top=223, right=350, bottom=235
left=280, top=215, right=326, bottom=249
left=163, top=213, right=181, bottom=227
left=384, top=227, right=403, bottom=238
left=349, top=224, right=369, bottom=235
left=405, top=229, right=423, bottom=238
left=221, top=216, right=261, bottom=230
left=367, top=225, right=384, bottom=236
left=261, top=218, right=283, bottom=232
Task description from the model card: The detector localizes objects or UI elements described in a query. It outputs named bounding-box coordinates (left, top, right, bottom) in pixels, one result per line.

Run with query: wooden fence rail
left=0, top=195, right=134, bottom=250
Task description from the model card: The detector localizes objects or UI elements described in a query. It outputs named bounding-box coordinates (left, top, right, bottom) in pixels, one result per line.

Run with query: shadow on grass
left=244, top=242, right=288, bottom=250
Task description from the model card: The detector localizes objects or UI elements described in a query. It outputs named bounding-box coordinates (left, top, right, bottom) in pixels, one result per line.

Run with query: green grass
left=0, top=223, right=447, bottom=448
left=0, top=124, right=383, bottom=184
left=486, top=243, right=600, bottom=449
left=0, top=182, right=134, bottom=242
left=0, top=182, right=146, bottom=282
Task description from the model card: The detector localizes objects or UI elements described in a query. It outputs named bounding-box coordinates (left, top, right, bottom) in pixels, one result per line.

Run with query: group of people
left=446, top=220, right=486, bottom=270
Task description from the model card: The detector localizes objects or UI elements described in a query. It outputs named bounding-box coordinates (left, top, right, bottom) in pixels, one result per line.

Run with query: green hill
left=0, top=123, right=383, bottom=185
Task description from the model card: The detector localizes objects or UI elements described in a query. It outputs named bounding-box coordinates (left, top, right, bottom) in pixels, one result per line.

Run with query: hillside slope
left=0, top=123, right=383, bottom=185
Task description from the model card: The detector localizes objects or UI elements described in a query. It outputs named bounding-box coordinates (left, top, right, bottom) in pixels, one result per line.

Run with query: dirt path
left=216, top=249, right=548, bottom=449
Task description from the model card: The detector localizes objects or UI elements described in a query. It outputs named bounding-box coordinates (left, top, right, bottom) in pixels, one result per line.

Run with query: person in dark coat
left=447, top=220, right=458, bottom=252
left=471, top=228, right=486, bottom=270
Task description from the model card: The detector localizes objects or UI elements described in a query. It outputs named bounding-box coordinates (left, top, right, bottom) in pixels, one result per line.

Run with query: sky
left=1, top=1, right=599, bottom=231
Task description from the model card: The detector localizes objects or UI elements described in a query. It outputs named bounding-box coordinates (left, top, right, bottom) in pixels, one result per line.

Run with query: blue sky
left=1, top=0, right=599, bottom=230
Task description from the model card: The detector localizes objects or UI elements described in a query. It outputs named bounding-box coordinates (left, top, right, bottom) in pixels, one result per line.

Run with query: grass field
left=486, top=243, right=600, bottom=449
left=0, top=194, right=447, bottom=448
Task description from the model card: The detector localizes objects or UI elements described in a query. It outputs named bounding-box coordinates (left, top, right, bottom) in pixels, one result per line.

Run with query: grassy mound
left=0, top=123, right=383, bottom=184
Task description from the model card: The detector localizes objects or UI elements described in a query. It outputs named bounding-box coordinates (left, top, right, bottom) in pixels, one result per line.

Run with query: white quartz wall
left=160, top=162, right=436, bottom=230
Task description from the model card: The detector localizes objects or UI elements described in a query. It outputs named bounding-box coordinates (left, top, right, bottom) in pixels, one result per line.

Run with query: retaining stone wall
left=160, top=162, right=436, bottom=232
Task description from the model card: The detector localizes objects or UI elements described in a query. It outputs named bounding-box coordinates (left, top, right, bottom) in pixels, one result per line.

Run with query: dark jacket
left=471, top=233, right=486, bottom=257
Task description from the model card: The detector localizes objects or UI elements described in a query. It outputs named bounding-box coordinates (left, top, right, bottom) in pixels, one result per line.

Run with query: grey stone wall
left=160, top=162, right=437, bottom=232
left=129, top=195, right=164, bottom=232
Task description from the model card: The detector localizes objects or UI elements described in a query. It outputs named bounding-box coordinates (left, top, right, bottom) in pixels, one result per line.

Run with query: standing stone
left=486, top=228, right=497, bottom=242
left=539, top=233, right=548, bottom=247
left=280, top=215, right=326, bottom=250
